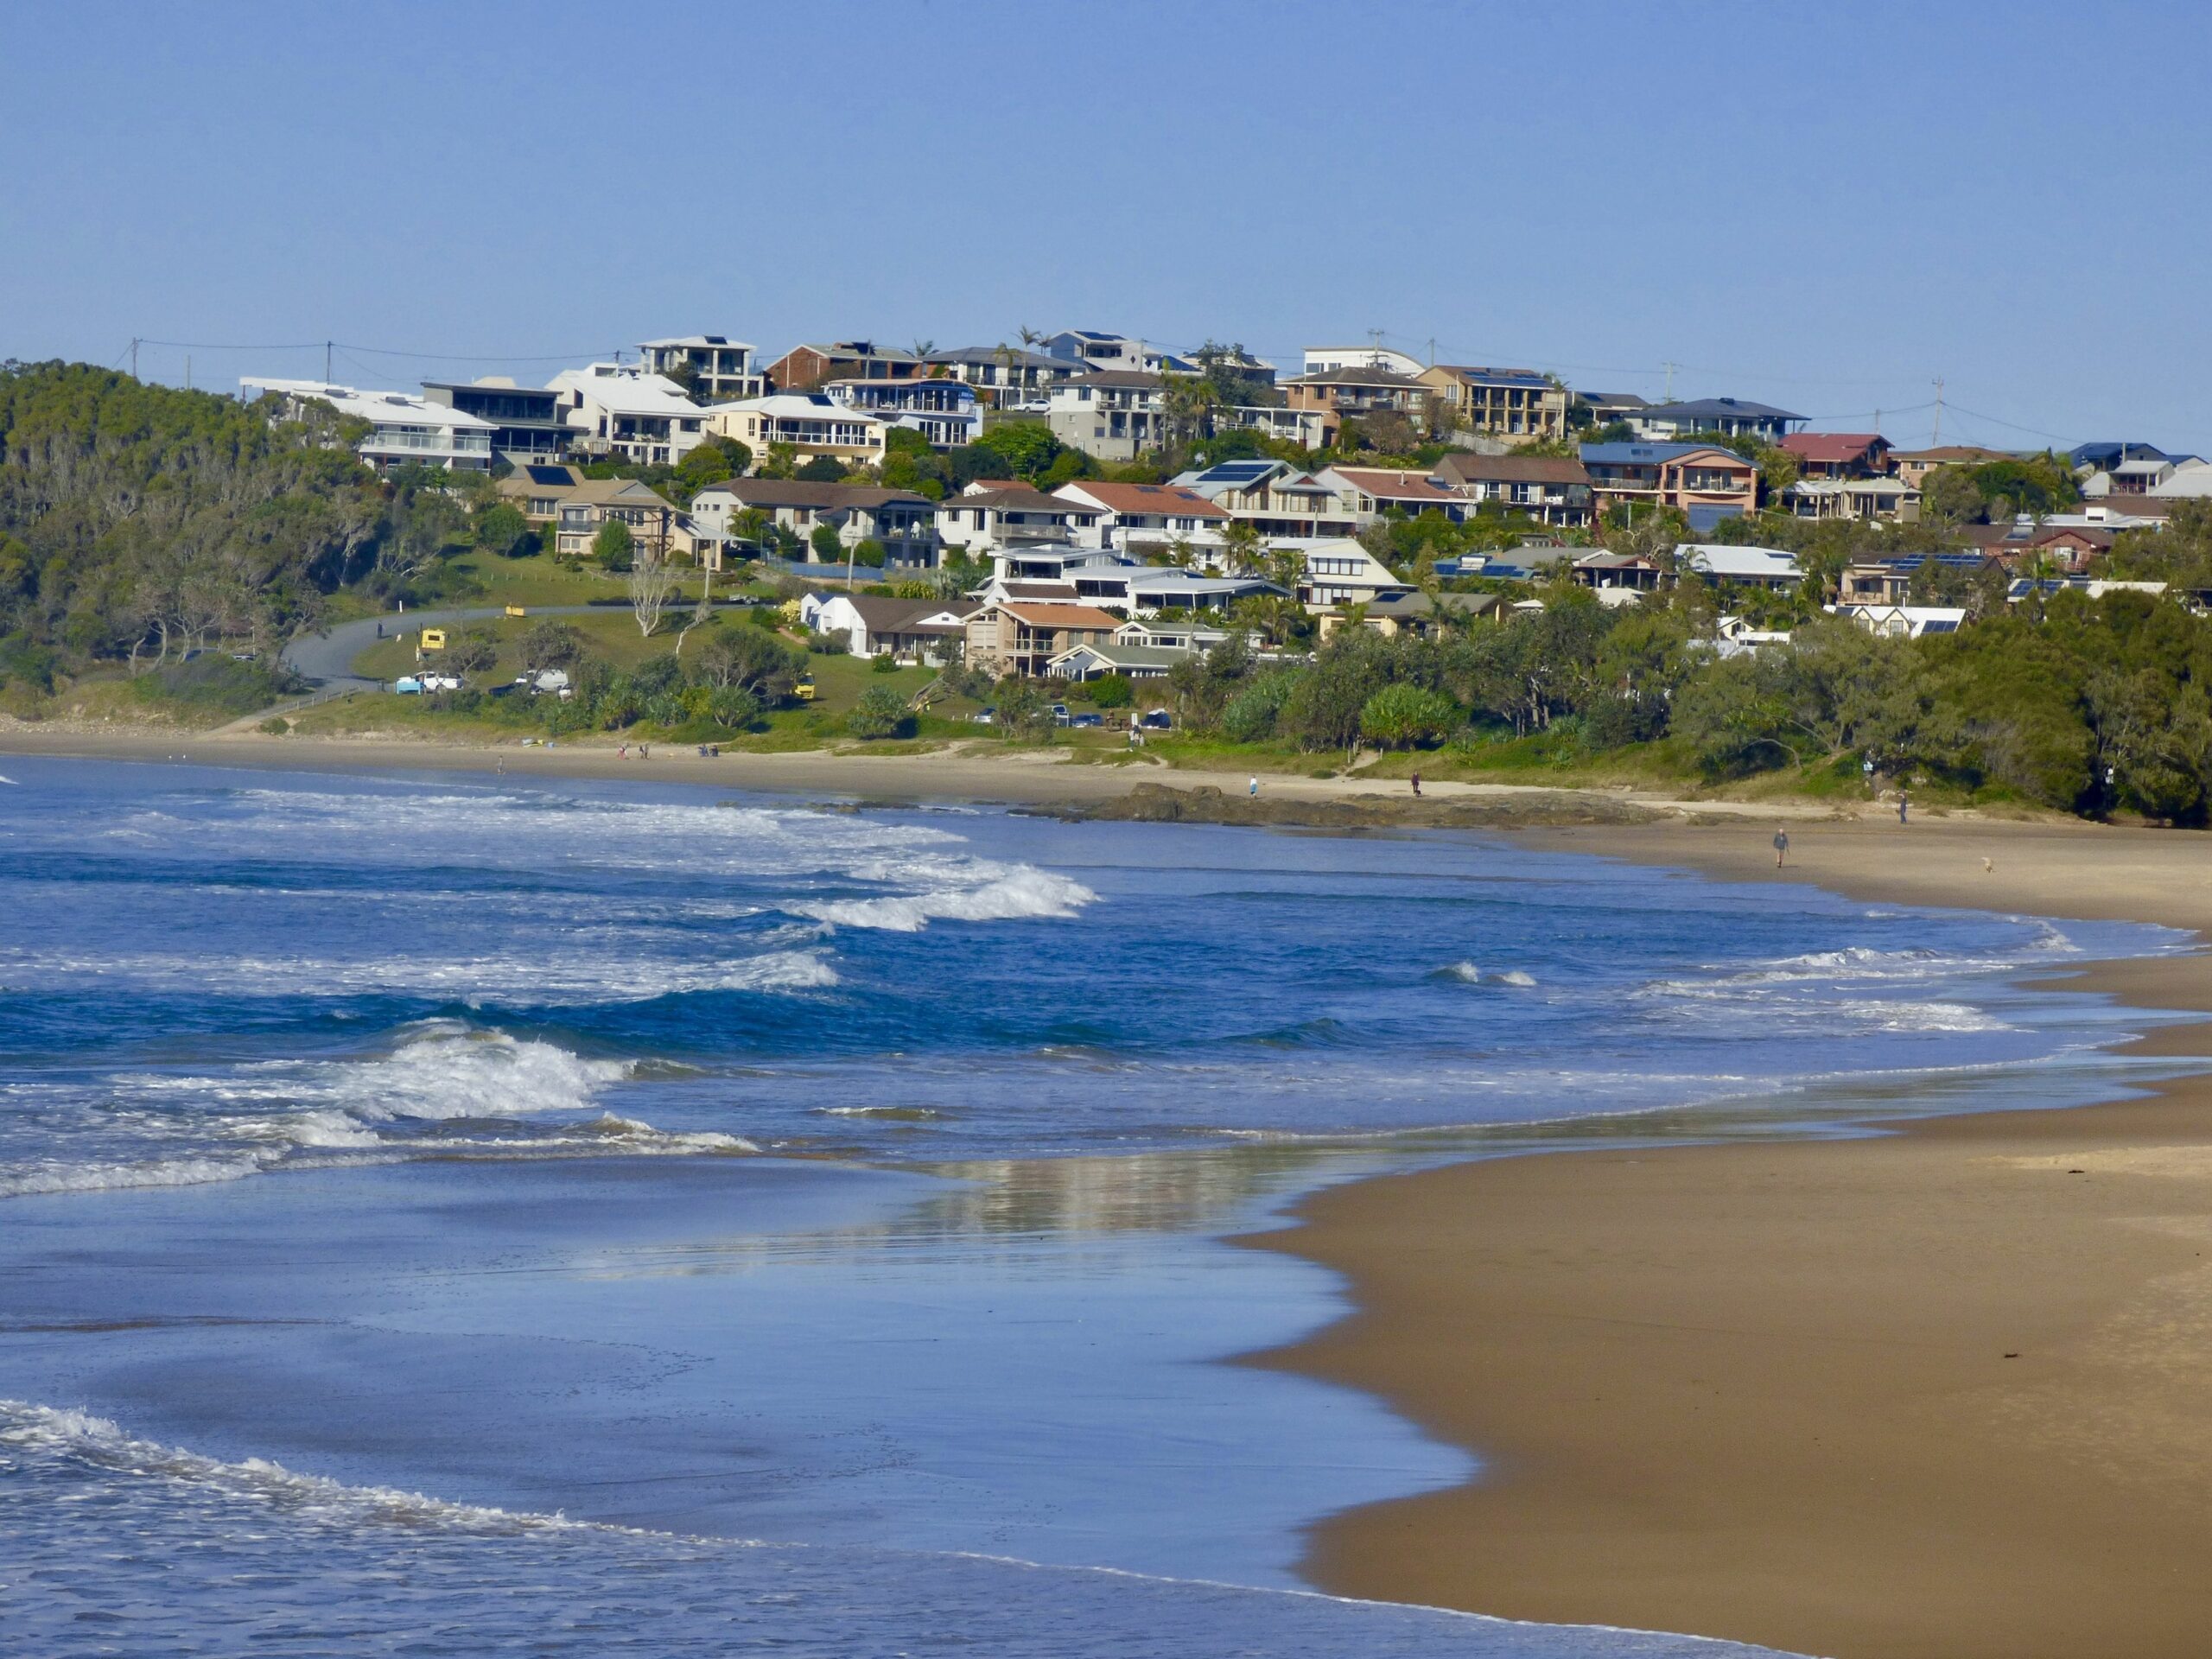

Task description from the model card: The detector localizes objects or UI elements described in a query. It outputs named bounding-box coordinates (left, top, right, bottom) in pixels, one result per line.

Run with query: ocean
left=0, top=755, right=2189, bottom=1656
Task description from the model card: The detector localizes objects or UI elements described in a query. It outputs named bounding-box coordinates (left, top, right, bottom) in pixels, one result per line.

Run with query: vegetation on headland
left=9, top=359, right=2212, bottom=824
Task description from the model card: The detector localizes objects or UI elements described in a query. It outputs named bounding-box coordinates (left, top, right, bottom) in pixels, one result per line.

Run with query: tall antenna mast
left=1931, top=375, right=1944, bottom=445
left=1661, top=360, right=1679, bottom=401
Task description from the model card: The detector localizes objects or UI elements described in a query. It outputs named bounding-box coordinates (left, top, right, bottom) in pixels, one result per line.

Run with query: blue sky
left=5, top=1, right=2208, bottom=452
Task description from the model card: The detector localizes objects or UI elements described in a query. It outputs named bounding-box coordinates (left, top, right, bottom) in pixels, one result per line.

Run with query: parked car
left=418, top=673, right=461, bottom=692
left=1138, top=709, right=1173, bottom=731
left=1070, top=712, right=1103, bottom=729
left=969, top=707, right=997, bottom=725
left=393, top=676, right=424, bottom=695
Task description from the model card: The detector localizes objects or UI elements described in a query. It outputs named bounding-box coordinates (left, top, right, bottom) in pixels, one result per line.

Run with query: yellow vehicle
left=418, top=627, right=448, bottom=651
left=793, top=673, right=817, bottom=702
left=505, top=604, right=528, bottom=618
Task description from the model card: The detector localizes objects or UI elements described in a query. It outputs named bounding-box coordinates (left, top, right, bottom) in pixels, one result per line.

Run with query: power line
left=132, top=336, right=620, bottom=364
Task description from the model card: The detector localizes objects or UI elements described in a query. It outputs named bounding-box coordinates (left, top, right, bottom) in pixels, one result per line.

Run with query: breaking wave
left=1433, top=962, right=1538, bottom=988
left=796, top=866, right=1096, bottom=932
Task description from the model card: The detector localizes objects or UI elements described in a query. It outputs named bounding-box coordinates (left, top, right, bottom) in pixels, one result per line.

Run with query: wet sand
left=1255, top=817, right=2212, bottom=1659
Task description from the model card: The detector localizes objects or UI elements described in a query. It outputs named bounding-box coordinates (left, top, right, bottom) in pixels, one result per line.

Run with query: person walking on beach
left=1249, top=776, right=1259, bottom=798
left=1897, top=789, right=1910, bottom=824
left=1410, top=770, right=1422, bottom=798
left=1773, top=827, right=1789, bottom=868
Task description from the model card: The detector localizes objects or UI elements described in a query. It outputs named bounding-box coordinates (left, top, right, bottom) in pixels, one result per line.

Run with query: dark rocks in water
left=1032, top=782, right=1661, bottom=830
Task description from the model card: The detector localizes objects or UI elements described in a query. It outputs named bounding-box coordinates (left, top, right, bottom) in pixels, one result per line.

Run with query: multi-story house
left=546, top=363, right=710, bottom=466
left=688, top=479, right=939, bottom=567
left=1416, top=365, right=1569, bottom=442
left=1171, top=459, right=1367, bottom=538
left=1889, top=445, right=2012, bottom=489
left=1777, top=432, right=1894, bottom=480
left=1580, top=442, right=1760, bottom=527
left=762, top=340, right=925, bottom=392
left=964, top=599, right=1125, bottom=677
left=1051, top=480, right=1231, bottom=556
left=936, top=486, right=1106, bottom=555
left=1785, top=476, right=1922, bottom=522
left=1216, top=404, right=1338, bottom=449
left=239, top=377, right=494, bottom=473
left=1042, top=331, right=1196, bottom=375
left=1434, top=452, right=1594, bottom=527
left=489, top=469, right=685, bottom=559
left=1281, top=365, right=1432, bottom=426
left=1046, top=372, right=1169, bottom=461
left=705, top=394, right=887, bottom=472
left=1625, top=397, right=1802, bottom=444
left=419, top=378, right=569, bottom=463
left=822, top=377, right=981, bottom=448
left=639, top=336, right=764, bottom=402
left=1316, top=466, right=1468, bottom=522
left=923, top=346, right=1082, bottom=410
left=1261, top=537, right=1411, bottom=611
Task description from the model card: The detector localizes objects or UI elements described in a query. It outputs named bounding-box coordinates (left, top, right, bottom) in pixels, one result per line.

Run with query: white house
left=639, top=336, right=764, bottom=402
left=704, top=394, right=888, bottom=471
left=239, top=377, right=495, bottom=473
left=810, top=594, right=966, bottom=663
left=1301, top=344, right=1426, bottom=378
left=1257, top=537, right=1410, bottom=610
left=1052, top=480, right=1230, bottom=555
left=1043, top=330, right=1196, bottom=375
left=546, top=363, right=710, bottom=466
left=936, top=486, right=1105, bottom=555
left=823, top=377, right=981, bottom=448
left=1681, top=543, right=1804, bottom=589
left=1046, top=372, right=1170, bottom=461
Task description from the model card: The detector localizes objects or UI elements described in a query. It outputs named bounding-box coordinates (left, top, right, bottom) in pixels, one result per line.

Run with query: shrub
left=869, top=652, right=901, bottom=673
left=1360, top=683, right=1460, bottom=750
left=847, top=683, right=914, bottom=739
left=1222, top=675, right=1294, bottom=743
left=593, top=519, right=635, bottom=570
left=258, top=715, right=290, bottom=735
left=1085, top=673, right=1134, bottom=709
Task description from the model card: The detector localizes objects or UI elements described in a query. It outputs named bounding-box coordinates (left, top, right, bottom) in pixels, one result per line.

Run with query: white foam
left=1436, top=962, right=1536, bottom=988
left=798, top=867, right=1096, bottom=932
left=0, top=1154, right=264, bottom=1198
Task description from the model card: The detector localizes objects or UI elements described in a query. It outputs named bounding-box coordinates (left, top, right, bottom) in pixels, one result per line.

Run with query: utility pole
left=325, top=340, right=334, bottom=382
left=1369, top=327, right=1384, bottom=367
left=1931, top=376, right=1944, bottom=445
left=1872, top=406, right=1881, bottom=435
left=184, top=354, right=191, bottom=391
left=1661, top=361, right=1679, bottom=401
left=1427, top=336, right=1436, bottom=369
left=130, top=338, right=140, bottom=378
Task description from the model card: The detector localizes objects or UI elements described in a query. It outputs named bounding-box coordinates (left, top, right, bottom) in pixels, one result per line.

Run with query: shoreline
left=19, top=728, right=2212, bottom=1655
left=1252, top=818, right=2212, bottom=1659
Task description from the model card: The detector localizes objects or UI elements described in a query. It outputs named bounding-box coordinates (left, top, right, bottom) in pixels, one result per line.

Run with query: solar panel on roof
left=1199, top=461, right=1273, bottom=483
left=524, top=465, right=571, bottom=485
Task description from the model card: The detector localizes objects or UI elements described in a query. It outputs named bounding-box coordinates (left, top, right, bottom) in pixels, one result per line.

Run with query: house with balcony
left=1626, top=397, right=1802, bottom=444
left=1785, top=475, right=1922, bottom=523
left=1052, top=481, right=1230, bottom=556
left=763, top=340, right=925, bottom=392
left=965, top=599, right=1125, bottom=677
left=689, top=480, right=939, bottom=567
left=823, top=377, right=981, bottom=448
left=1778, top=432, right=1894, bottom=480
left=1216, top=404, right=1338, bottom=449
left=1580, top=442, right=1760, bottom=529
left=924, top=346, right=1081, bottom=409
left=937, top=486, right=1106, bottom=556
left=1416, top=365, right=1569, bottom=442
left=1679, top=543, right=1802, bottom=590
left=810, top=594, right=967, bottom=662
left=240, top=377, right=496, bottom=473
left=546, top=363, right=710, bottom=466
left=1318, top=466, right=1468, bottom=523
left=1259, top=537, right=1410, bottom=610
left=1170, top=459, right=1367, bottom=538
left=639, top=335, right=764, bottom=402
left=419, top=378, right=569, bottom=463
left=1046, top=372, right=1170, bottom=461
left=540, top=478, right=686, bottom=560
left=705, top=394, right=887, bottom=473
left=1574, top=391, right=1651, bottom=430
left=1281, top=365, right=1433, bottom=426
left=1435, top=453, right=1594, bottom=527
left=1889, top=445, right=2012, bottom=489
left=1042, top=330, right=1196, bottom=376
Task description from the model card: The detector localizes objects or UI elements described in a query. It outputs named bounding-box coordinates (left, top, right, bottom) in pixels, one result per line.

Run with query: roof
left=1891, top=445, right=2014, bottom=463
left=1049, top=643, right=1197, bottom=671
left=1580, top=441, right=1740, bottom=466
left=999, top=602, right=1125, bottom=630
left=1325, top=466, right=1463, bottom=505
left=822, top=594, right=959, bottom=632
left=693, top=480, right=929, bottom=511
left=1435, top=453, right=1590, bottom=487
left=1778, top=432, right=1888, bottom=464
left=1286, top=365, right=1427, bottom=389
left=948, top=487, right=1094, bottom=514
left=1061, top=370, right=1166, bottom=391
left=778, top=341, right=923, bottom=363
left=544, top=364, right=701, bottom=418
left=640, top=335, right=754, bottom=351
left=1367, top=590, right=1504, bottom=618
left=1055, top=481, right=1229, bottom=518
left=709, top=393, right=888, bottom=424
left=993, top=580, right=1082, bottom=601
left=498, top=470, right=675, bottom=510
left=1179, top=459, right=1288, bottom=488
left=927, top=346, right=1067, bottom=371
left=240, top=377, right=493, bottom=430
left=1428, top=364, right=1554, bottom=391
left=1680, top=543, right=1802, bottom=580
left=1634, top=397, right=1802, bottom=424
left=1577, top=391, right=1650, bottom=411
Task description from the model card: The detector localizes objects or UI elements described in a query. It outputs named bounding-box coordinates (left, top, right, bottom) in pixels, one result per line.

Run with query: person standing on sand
left=1249, top=776, right=1259, bottom=798
left=1411, top=771, right=1422, bottom=798
left=1773, top=827, right=1789, bottom=868
left=1898, top=790, right=1910, bottom=824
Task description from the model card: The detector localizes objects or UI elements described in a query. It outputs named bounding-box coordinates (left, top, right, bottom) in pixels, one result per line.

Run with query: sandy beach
left=15, top=725, right=2212, bottom=1656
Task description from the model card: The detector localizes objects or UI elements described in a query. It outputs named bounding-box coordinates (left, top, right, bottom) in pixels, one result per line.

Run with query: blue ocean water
left=0, top=756, right=2190, bottom=1656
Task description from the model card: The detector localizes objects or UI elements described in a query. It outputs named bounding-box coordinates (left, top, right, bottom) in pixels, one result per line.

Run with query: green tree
left=847, top=683, right=916, bottom=739
left=472, top=502, right=535, bottom=559
left=593, top=518, right=635, bottom=570
left=797, top=457, right=846, bottom=483
left=970, top=421, right=1062, bottom=480
left=696, top=624, right=803, bottom=699
left=1360, top=682, right=1459, bottom=749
